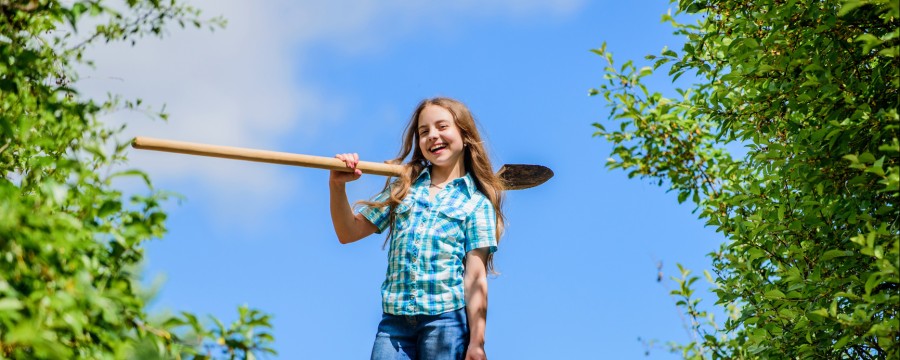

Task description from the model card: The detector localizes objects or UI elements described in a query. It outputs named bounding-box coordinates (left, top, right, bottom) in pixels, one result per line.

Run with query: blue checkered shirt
left=357, top=168, right=498, bottom=315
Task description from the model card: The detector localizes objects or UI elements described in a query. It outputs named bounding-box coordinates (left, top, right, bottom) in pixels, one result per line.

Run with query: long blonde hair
left=360, top=97, right=505, bottom=272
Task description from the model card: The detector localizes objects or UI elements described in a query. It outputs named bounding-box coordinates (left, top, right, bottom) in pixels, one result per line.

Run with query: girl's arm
left=330, top=153, right=377, bottom=244
left=464, top=247, right=490, bottom=360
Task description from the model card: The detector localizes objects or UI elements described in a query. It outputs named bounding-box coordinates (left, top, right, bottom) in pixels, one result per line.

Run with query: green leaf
left=842, top=154, right=859, bottom=163
left=109, top=169, right=152, bottom=186
left=661, top=47, right=677, bottom=58
left=833, top=335, right=852, bottom=350
left=809, top=308, right=829, bottom=321
left=639, top=66, right=653, bottom=77
left=865, top=157, right=885, bottom=176
left=838, top=0, right=867, bottom=16
left=0, top=298, right=23, bottom=311
left=865, top=274, right=882, bottom=295
left=879, top=46, right=898, bottom=57
left=858, top=152, right=876, bottom=163
left=821, top=250, right=853, bottom=261
left=855, top=34, right=884, bottom=53
left=765, top=290, right=786, bottom=299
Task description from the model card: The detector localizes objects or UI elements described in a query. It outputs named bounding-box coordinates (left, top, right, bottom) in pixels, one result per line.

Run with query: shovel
left=131, top=137, right=552, bottom=190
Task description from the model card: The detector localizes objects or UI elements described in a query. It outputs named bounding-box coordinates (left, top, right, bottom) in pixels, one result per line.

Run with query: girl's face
left=417, top=104, right=466, bottom=172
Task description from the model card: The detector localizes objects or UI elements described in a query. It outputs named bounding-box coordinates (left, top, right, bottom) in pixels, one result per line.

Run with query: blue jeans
left=370, top=308, right=469, bottom=360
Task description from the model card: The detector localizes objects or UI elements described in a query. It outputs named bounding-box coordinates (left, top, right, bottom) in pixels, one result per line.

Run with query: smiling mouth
left=429, top=144, right=448, bottom=153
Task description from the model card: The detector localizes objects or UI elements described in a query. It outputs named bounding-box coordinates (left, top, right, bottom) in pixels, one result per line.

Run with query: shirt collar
left=415, top=166, right=476, bottom=197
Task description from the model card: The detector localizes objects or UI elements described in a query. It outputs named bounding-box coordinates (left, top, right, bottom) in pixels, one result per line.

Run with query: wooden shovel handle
left=131, top=137, right=405, bottom=177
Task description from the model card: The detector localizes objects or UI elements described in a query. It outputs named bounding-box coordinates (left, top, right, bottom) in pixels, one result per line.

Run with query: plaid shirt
left=357, top=168, right=498, bottom=315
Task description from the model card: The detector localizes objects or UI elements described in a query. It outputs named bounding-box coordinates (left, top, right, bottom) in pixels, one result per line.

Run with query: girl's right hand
left=330, top=153, right=363, bottom=184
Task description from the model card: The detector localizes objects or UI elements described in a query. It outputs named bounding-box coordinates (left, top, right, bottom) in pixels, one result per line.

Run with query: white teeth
left=430, top=144, right=447, bottom=152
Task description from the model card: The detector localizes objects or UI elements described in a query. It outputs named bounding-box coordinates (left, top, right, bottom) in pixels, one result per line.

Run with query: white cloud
left=76, top=0, right=583, bottom=227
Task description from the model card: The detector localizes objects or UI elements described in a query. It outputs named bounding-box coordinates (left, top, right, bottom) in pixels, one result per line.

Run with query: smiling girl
left=328, top=97, right=505, bottom=360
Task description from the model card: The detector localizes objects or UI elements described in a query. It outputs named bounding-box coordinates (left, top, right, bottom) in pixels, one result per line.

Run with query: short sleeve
left=464, top=197, right=498, bottom=254
left=356, top=187, right=392, bottom=234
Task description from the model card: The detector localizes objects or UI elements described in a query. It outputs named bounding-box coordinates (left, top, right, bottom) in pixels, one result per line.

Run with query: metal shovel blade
left=497, top=164, right=554, bottom=190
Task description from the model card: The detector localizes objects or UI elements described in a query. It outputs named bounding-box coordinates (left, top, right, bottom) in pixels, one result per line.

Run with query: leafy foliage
left=162, top=306, right=276, bottom=360
left=1, top=1, right=273, bottom=358
left=592, top=0, right=898, bottom=358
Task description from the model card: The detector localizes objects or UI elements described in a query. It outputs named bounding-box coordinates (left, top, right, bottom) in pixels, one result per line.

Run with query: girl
left=328, top=97, right=505, bottom=360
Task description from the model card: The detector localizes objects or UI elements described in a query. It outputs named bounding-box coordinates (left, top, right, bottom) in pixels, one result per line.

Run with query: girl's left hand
left=465, top=345, right=486, bottom=360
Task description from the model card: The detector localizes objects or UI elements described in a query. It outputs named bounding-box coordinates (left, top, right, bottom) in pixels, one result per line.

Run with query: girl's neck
left=430, top=162, right=466, bottom=186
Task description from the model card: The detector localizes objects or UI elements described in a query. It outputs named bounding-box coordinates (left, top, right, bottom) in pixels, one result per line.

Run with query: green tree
left=592, top=0, right=897, bottom=358
left=1, top=1, right=274, bottom=358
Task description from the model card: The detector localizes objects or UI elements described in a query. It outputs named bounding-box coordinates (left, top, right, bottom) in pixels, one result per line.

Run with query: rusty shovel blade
left=497, top=164, right=554, bottom=190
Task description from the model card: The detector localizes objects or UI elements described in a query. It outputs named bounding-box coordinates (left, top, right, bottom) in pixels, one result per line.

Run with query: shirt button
left=412, top=257, right=418, bottom=263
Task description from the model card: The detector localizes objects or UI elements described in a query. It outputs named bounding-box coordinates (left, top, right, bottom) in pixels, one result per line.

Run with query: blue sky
left=83, top=1, right=726, bottom=358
